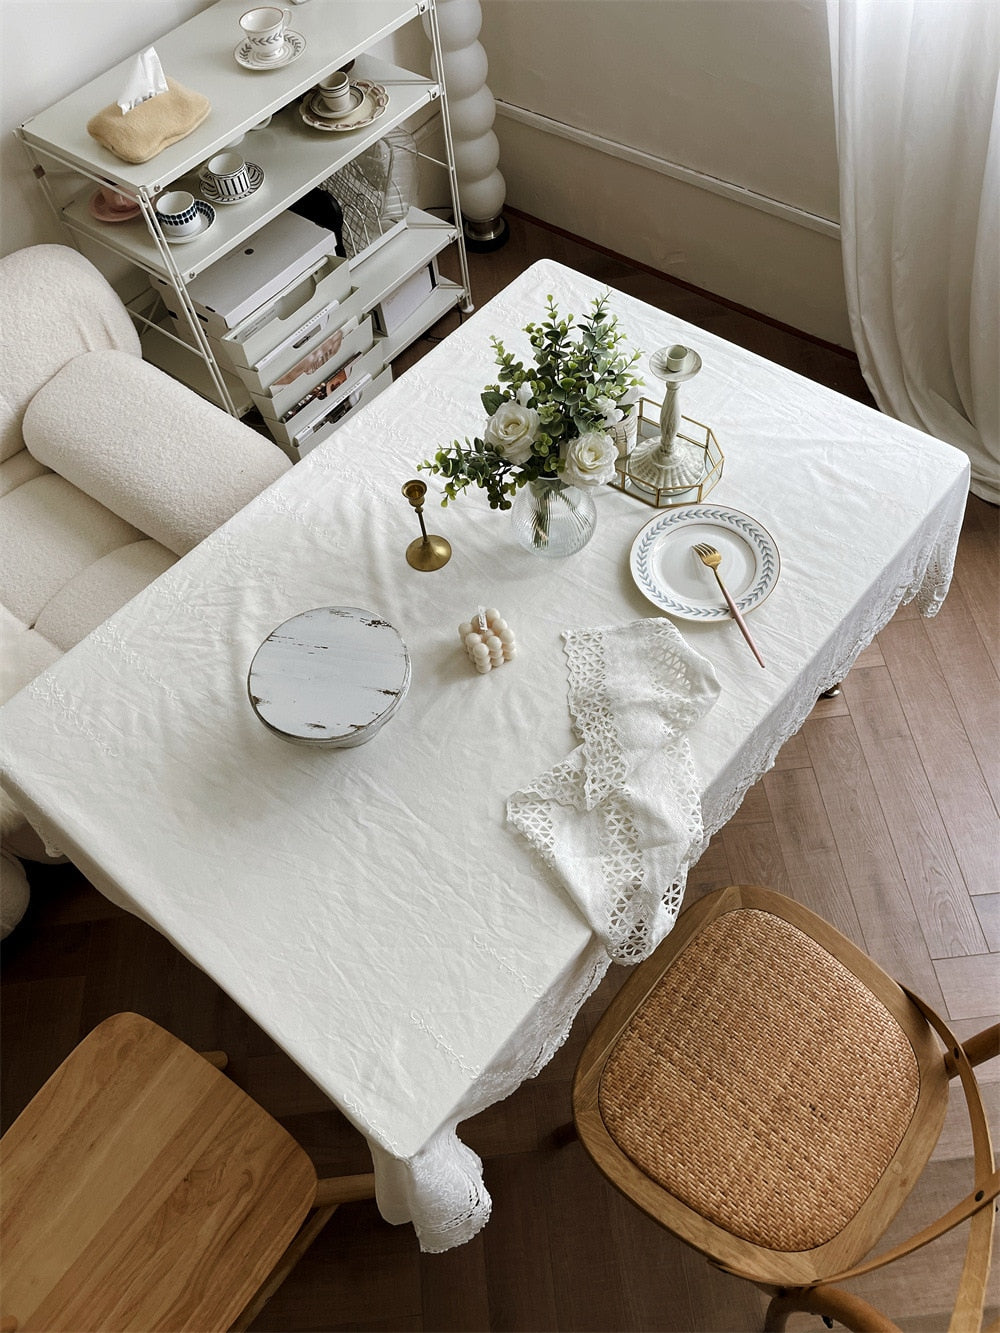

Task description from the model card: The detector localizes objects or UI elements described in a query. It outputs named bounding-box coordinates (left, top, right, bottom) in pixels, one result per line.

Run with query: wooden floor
left=2, top=213, right=998, bottom=1332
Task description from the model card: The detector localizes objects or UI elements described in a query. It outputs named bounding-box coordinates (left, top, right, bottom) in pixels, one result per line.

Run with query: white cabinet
left=17, top=0, right=471, bottom=460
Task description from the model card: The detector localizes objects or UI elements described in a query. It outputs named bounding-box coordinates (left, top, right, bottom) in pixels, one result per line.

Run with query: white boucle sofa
left=0, top=244, right=291, bottom=933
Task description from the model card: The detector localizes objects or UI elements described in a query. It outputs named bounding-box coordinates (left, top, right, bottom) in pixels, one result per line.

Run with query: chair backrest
left=0, top=1012, right=318, bottom=1332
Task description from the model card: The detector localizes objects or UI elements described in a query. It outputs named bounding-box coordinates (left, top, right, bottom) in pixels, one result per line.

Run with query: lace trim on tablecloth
left=371, top=937, right=611, bottom=1252
left=508, top=619, right=720, bottom=964
left=702, top=500, right=965, bottom=837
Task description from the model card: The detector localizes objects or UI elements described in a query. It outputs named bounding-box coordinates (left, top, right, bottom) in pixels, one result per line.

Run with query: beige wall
left=0, top=0, right=849, bottom=343
left=0, top=0, right=422, bottom=262
left=0, top=0, right=214, bottom=259
left=480, top=0, right=851, bottom=345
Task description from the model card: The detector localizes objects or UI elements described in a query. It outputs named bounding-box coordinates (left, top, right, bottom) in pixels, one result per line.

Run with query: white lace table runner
left=508, top=618, right=720, bottom=963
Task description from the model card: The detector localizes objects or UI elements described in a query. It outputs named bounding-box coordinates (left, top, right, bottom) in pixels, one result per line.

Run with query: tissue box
left=87, top=78, right=210, bottom=164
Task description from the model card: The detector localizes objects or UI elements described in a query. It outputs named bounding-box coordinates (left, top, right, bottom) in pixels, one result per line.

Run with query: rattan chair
left=0, top=1012, right=375, bottom=1332
left=572, top=884, right=999, bottom=1332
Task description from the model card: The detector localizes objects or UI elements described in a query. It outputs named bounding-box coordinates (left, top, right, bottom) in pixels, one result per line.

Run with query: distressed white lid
left=248, top=606, right=410, bottom=746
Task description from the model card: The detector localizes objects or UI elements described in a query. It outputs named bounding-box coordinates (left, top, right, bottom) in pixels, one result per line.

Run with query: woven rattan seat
left=572, top=885, right=1000, bottom=1333
left=598, top=908, right=919, bottom=1250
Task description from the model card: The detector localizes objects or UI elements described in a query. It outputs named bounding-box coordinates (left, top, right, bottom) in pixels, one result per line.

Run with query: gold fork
left=692, top=543, right=766, bottom=668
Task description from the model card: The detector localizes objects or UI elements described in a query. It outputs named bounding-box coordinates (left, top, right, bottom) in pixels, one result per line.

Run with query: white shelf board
left=57, top=56, right=436, bottom=282
left=20, top=0, right=422, bottom=193
left=353, top=209, right=460, bottom=314
left=383, top=281, right=464, bottom=361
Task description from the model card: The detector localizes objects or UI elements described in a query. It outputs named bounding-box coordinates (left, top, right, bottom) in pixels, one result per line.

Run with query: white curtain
left=828, top=0, right=1000, bottom=503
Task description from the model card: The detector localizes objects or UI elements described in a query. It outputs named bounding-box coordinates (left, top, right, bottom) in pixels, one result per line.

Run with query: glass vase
left=510, top=478, right=597, bottom=557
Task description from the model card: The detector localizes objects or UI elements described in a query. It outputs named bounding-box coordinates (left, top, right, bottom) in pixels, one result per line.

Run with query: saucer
left=299, top=81, right=388, bottom=132
left=199, top=162, right=264, bottom=205
left=162, top=200, right=216, bottom=244
left=234, top=30, right=305, bottom=70
left=89, top=189, right=141, bottom=223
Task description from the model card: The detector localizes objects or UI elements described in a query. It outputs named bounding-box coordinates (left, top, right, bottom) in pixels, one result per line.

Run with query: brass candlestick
left=402, top=479, right=452, bottom=571
left=628, top=344, right=706, bottom=493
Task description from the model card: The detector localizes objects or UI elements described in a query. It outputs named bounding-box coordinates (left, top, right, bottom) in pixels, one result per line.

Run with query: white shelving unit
left=17, top=0, right=472, bottom=458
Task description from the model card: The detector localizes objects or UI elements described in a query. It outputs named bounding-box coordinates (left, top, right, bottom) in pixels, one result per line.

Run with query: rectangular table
left=0, top=260, right=969, bottom=1251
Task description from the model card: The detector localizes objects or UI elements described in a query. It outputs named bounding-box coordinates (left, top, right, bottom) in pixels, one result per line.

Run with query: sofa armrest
left=0, top=244, right=140, bottom=464
left=23, top=350, right=290, bottom=555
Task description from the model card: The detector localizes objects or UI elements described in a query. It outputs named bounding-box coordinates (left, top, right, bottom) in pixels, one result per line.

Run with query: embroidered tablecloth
left=0, top=260, right=969, bottom=1250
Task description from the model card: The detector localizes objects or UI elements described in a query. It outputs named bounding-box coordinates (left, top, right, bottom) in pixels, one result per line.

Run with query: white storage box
left=297, top=366, right=393, bottom=458
left=268, top=339, right=386, bottom=452
left=248, top=606, right=411, bottom=748
left=220, top=253, right=353, bottom=373
left=228, top=287, right=368, bottom=395
left=151, top=213, right=338, bottom=338
left=373, top=261, right=437, bottom=336
left=251, top=316, right=375, bottom=423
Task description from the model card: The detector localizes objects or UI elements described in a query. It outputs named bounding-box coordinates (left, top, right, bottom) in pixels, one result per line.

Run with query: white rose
left=594, top=395, right=624, bottom=426
left=484, top=400, right=540, bottom=465
left=617, top=383, right=641, bottom=408
left=562, top=431, right=617, bottom=487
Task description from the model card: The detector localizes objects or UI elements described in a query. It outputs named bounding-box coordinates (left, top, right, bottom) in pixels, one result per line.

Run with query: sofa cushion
left=0, top=474, right=142, bottom=625
left=0, top=605, right=61, bottom=845
left=0, top=849, right=31, bottom=938
left=0, top=245, right=140, bottom=462
left=0, top=605, right=62, bottom=842
left=34, top=539, right=177, bottom=651
left=0, top=448, right=49, bottom=498
left=23, top=350, right=291, bottom=555
left=0, top=604, right=61, bottom=706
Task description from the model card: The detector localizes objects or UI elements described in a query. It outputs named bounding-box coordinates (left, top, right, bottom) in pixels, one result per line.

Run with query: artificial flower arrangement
left=420, top=292, right=642, bottom=509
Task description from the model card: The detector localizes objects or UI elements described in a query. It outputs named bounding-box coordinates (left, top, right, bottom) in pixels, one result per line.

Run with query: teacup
left=316, top=70, right=352, bottom=115
left=200, top=151, right=252, bottom=200
left=239, top=6, right=291, bottom=62
left=154, top=190, right=201, bottom=238
left=104, top=189, right=135, bottom=212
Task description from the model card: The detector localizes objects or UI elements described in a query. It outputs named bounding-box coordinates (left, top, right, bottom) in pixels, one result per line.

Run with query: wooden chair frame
left=0, top=1013, right=376, bottom=1333
left=572, top=885, right=999, bottom=1332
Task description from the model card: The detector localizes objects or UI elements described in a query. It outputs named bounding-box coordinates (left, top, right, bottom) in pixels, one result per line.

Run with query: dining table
left=0, top=259, right=970, bottom=1252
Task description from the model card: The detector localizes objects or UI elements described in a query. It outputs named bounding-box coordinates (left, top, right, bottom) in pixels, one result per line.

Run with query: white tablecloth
left=0, top=261, right=969, bottom=1250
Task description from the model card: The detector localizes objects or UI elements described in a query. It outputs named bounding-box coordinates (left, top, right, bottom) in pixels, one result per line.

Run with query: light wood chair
left=0, top=1012, right=376, bottom=1332
left=572, top=884, right=999, bottom=1333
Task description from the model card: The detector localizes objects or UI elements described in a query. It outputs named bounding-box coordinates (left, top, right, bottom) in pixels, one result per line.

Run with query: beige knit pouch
left=86, top=79, right=210, bottom=164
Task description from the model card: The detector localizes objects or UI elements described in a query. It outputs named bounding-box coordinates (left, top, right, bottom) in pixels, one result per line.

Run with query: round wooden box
left=247, top=606, right=411, bottom=747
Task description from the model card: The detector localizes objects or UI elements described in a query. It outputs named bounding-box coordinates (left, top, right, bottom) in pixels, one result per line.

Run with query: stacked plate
left=299, top=80, right=389, bottom=132
left=629, top=506, right=780, bottom=620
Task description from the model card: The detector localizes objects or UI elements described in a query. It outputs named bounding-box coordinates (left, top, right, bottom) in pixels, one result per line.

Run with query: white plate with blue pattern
left=630, top=505, right=780, bottom=621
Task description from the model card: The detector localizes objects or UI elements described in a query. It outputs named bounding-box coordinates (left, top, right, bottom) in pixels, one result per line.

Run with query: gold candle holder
left=402, top=479, right=452, bottom=571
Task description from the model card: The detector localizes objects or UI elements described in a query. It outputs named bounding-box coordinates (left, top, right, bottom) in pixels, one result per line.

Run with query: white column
left=426, top=0, right=508, bottom=249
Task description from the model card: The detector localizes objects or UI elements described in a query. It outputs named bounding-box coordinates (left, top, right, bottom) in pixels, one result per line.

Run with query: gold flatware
left=692, top=543, right=766, bottom=668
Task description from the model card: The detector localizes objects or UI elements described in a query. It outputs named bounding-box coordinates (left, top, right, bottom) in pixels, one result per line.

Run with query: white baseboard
left=495, top=100, right=840, bottom=241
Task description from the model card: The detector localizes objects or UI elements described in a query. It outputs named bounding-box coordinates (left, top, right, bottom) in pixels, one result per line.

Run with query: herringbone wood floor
left=2, top=212, right=997, bottom=1331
